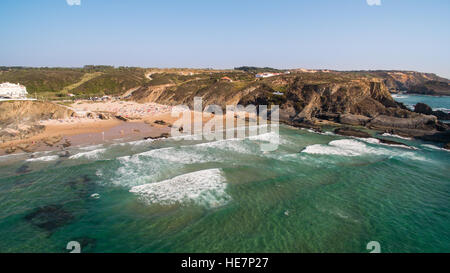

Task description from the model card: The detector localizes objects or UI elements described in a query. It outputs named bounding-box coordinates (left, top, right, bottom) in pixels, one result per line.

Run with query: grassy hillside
left=0, top=68, right=84, bottom=94
left=0, top=67, right=149, bottom=99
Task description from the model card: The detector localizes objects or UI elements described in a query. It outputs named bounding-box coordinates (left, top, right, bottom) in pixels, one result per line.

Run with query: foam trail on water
left=26, top=155, right=59, bottom=162
left=69, top=148, right=106, bottom=160
left=130, top=169, right=230, bottom=208
left=302, top=139, right=428, bottom=161
left=381, top=133, right=412, bottom=140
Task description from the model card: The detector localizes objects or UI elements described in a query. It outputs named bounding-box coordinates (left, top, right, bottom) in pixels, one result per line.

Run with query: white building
left=0, top=82, right=28, bottom=99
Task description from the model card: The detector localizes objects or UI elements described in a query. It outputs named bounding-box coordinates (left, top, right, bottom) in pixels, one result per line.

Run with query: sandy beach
left=0, top=100, right=176, bottom=156
left=0, top=99, right=264, bottom=156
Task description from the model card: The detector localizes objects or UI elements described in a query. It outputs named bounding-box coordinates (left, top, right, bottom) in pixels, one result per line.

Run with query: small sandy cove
left=0, top=101, right=179, bottom=155
left=0, top=100, right=262, bottom=156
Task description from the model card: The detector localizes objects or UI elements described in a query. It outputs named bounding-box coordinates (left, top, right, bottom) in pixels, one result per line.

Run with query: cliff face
left=365, top=71, right=450, bottom=95
left=0, top=101, right=74, bottom=126
left=0, top=101, right=74, bottom=143
left=130, top=73, right=447, bottom=138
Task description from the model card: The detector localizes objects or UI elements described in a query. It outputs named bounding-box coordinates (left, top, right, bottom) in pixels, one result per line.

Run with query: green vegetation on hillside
left=234, top=66, right=283, bottom=73
left=0, top=66, right=149, bottom=99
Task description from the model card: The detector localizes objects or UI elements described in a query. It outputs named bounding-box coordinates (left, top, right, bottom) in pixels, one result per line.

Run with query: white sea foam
left=195, top=139, right=251, bottom=154
left=434, top=108, right=450, bottom=113
left=381, top=133, right=412, bottom=140
left=302, top=139, right=427, bottom=161
left=130, top=169, right=230, bottom=208
left=139, top=147, right=216, bottom=164
left=302, top=139, right=379, bottom=156
left=421, top=144, right=450, bottom=152
left=78, top=144, right=104, bottom=151
left=69, top=148, right=106, bottom=160
left=26, top=155, right=59, bottom=162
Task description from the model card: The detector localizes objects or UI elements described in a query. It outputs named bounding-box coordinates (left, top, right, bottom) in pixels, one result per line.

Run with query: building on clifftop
left=0, top=82, right=28, bottom=99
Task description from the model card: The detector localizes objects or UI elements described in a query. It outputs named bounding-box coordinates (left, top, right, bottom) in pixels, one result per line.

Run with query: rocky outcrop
left=0, top=101, right=73, bottom=143
left=334, top=127, right=371, bottom=138
left=367, top=114, right=437, bottom=131
left=0, top=101, right=74, bottom=126
left=414, top=103, right=450, bottom=120
left=339, top=114, right=371, bottom=126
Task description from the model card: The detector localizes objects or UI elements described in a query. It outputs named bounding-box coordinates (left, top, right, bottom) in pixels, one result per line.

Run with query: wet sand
left=0, top=119, right=171, bottom=156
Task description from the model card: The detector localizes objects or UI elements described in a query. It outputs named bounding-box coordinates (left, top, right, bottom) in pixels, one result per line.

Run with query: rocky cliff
left=361, top=71, right=450, bottom=95
left=130, top=72, right=449, bottom=141
left=0, top=101, right=74, bottom=143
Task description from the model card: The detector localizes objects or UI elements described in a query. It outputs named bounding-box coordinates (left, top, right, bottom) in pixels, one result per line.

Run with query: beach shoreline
left=0, top=100, right=177, bottom=156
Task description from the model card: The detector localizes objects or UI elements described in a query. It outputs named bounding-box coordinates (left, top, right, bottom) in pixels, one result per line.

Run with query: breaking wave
left=69, top=148, right=106, bottom=160
left=26, top=155, right=59, bottom=162
left=130, top=169, right=230, bottom=208
left=301, top=139, right=427, bottom=161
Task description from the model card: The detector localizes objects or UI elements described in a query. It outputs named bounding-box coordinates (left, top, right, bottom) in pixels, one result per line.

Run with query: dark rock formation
left=68, top=175, right=95, bottom=198
left=367, top=115, right=437, bottom=131
left=25, top=205, right=74, bottom=232
left=414, top=103, right=450, bottom=120
left=444, top=143, right=450, bottom=150
left=414, top=103, right=433, bottom=115
left=416, top=130, right=450, bottom=144
left=144, top=133, right=170, bottom=140
left=16, top=164, right=32, bottom=174
left=115, top=115, right=128, bottom=122
left=154, top=120, right=167, bottom=125
left=376, top=138, right=410, bottom=148
left=334, top=127, right=371, bottom=138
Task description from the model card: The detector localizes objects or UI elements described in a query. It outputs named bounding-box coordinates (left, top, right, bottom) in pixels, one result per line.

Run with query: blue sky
left=1, top=0, right=449, bottom=78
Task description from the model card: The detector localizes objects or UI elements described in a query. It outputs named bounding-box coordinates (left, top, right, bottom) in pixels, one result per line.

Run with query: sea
left=0, top=94, right=449, bottom=253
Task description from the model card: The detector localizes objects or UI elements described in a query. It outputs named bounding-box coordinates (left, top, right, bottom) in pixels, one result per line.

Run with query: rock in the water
left=25, top=205, right=74, bottom=232
left=68, top=175, right=95, bottom=198
left=416, top=130, right=450, bottom=144
left=376, top=138, right=410, bottom=148
left=334, top=127, right=371, bottom=138
left=367, top=114, right=437, bottom=130
left=415, top=103, right=450, bottom=120
left=414, top=103, right=433, bottom=115
left=16, top=164, right=31, bottom=174
left=144, top=133, right=170, bottom=140
left=444, top=143, right=450, bottom=150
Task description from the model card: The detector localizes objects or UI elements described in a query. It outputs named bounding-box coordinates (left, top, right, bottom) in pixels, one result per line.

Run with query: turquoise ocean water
left=0, top=94, right=449, bottom=253
left=392, top=93, right=450, bottom=113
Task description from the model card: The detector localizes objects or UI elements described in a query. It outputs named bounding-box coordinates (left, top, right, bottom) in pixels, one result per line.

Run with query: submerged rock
left=25, top=205, right=74, bottom=232
left=16, top=164, right=31, bottom=174
left=334, top=127, right=371, bottom=138
left=68, top=175, right=96, bottom=198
